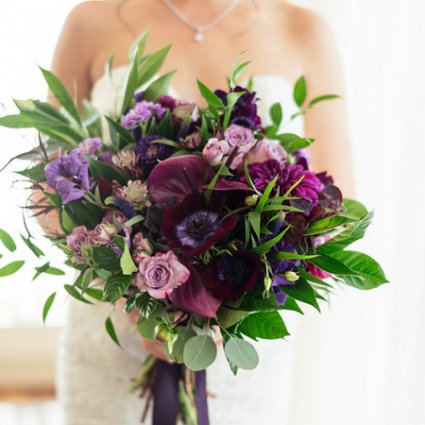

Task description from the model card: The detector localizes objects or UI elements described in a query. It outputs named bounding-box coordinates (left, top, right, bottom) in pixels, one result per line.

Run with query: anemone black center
left=218, top=255, right=252, bottom=290
left=184, top=210, right=217, bottom=240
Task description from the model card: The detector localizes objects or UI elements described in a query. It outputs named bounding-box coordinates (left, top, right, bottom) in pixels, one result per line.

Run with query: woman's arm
left=32, top=4, right=96, bottom=236
left=298, top=11, right=356, bottom=199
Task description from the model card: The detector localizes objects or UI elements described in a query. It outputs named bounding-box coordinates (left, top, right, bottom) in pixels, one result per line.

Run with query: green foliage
left=279, top=277, right=320, bottom=311
left=142, top=71, right=177, bottom=102
left=103, top=275, right=131, bottom=303
left=224, top=337, right=259, bottom=370
left=135, top=292, right=158, bottom=318
left=64, top=284, right=93, bottom=304
left=293, top=76, right=307, bottom=107
left=183, top=335, right=217, bottom=371
left=0, top=260, right=25, bottom=277
left=164, top=327, right=197, bottom=363
left=32, top=262, right=65, bottom=281
left=105, top=316, right=121, bottom=348
left=0, top=228, right=16, bottom=252
left=197, top=80, right=225, bottom=109
left=239, top=311, right=289, bottom=340
left=138, top=44, right=172, bottom=86
left=42, top=292, right=56, bottom=323
left=85, top=155, right=128, bottom=185
left=92, top=246, right=121, bottom=272
left=120, top=243, right=138, bottom=275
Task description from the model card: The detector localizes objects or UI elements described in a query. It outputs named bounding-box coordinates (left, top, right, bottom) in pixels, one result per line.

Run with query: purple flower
left=225, top=124, right=256, bottom=152
left=215, top=86, right=261, bottom=129
left=281, top=164, right=324, bottom=204
left=242, top=159, right=284, bottom=192
left=44, top=149, right=90, bottom=204
left=161, top=193, right=238, bottom=256
left=290, top=149, right=311, bottom=170
left=133, top=252, right=190, bottom=299
left=66, top=225, right=90, bottom=264
left=158, top=95, right=177, bottom=111
left=203, top=249, right=261, bottom=301
left=246, top=139, right=287, bottom=165
left=77, top=137, right=102, bottom=156
left=135, top=134, right=174, bottom=177
left=121, top=101, right=166, bottom=130
left=203, top=138, right=230, bottom=166
left=98, top=150, right=113, bottom=163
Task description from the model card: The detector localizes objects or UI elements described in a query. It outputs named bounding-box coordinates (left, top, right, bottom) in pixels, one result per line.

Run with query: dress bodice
left=90, top=66, right=304, bottom=138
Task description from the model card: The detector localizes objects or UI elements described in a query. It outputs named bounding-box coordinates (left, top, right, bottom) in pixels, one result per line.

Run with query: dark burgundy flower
left=203, top=250, right=261, bottom=301
left=161, top=193, right=237, bottom=256
left=135, top=134, right=174, bottom=177
left=315, top=171, right=334, bottom=186
left=281, top=164, right=324, bottom=204
left=214, top=86, right=261, bottom=130
left=158, top=95, right=177, bottom=111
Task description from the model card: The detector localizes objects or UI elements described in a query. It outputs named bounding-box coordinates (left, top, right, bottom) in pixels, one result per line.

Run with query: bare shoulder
left=276, top=1, right=336, bottom=52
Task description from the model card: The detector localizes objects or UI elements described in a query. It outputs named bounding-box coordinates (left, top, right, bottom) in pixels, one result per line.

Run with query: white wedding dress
left=57, top=67, right=304, bottom=425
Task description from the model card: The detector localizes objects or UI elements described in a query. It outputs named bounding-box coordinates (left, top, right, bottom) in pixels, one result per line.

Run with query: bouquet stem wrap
left=153, top=361, right=209, bottom=425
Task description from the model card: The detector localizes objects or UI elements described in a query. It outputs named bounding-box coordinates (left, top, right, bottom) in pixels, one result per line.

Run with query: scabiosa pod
left=114, top=180, right=150, bottom=210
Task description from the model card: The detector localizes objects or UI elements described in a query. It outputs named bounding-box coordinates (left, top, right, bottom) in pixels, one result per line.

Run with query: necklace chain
left=161, top=0, right=241, bottom=42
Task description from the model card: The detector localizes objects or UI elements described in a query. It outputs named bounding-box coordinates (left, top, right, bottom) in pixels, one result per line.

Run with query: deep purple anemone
left=44, top=149, right=90, bottom=204
left=135, top=134, right=174, bottom=177
left=161, top=193, right=237, bottom=256
left=215, top=86, right=261, bottom=130
left=203, top=249, right=261, bottom=301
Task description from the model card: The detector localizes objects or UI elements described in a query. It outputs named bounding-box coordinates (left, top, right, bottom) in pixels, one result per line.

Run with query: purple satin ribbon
left=153, top=361, right=210, bottom=425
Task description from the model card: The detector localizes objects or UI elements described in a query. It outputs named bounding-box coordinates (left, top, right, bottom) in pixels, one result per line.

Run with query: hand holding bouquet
left=0, top=33, right=387, bottom=424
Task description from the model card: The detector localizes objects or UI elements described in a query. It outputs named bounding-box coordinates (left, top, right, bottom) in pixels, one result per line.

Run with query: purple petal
left=170, top=264, right=221, bottom=318
left=147, top=155, right=213, bottom=204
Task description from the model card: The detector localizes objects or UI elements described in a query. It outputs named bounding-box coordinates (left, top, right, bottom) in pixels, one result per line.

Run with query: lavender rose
left=224, top=124, right=256, bottom=153
left=247, top=139, right=287, bottom=165
left=202, top=138, right=230, bottom=165
left=133, top=252, right=190, bottom=299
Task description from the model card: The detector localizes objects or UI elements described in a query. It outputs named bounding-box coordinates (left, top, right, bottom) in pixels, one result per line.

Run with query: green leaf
left=64, top=284, right=93, bottom=304
left=135, top=292, right=158, bottom=318
left=85, top=287, right=104, bottom=301
left=105, top=116, right=135, bottom=147
left=121, top=49, right=140, bottom=113
left=328, top=250, right=388, bottom=289
left=308, top=94, right=340, bottom=108
left=275, top=133, right=314, bottom=154
left=81, top=268, right=94, bottom=293
left=183, top=335, right=217, bottom=371
left=164, top=327, right=197, bottom=363
left=293, top=76, right=307, bottom=107
left=255, top=174, right=279, bottom=213
left=120, top=243, right=138, bottom=275
left=92, top=246, right=121, bottom=272
left=305, top=215, right=356, bottom=236
left=252, top=226, right=289, bottom=255
left=0, top=229, right=16, bottom=252
left=342, top=199, right=369, bottom=219
left=105, top=317, right=121, bottom=348
left=33, top=262, right=65, bottom=280
left=128, top=29, right=150, bottom=61
left=239, top=311, right=289, bottom=340
left=280, top=296, right=304, bottom=314
left=142, top=71, right=177, bottom=102
left=217, top=307, right=250, bottom=328
left=247, top=211, right=261, bottom=240
left=269, top=251, right=318, bottom=261
left=16, top=162, right=47, bottom=181
left=224, top=337, right=259, bottom=370
left=137, top=309, right=163, bottom=340
left=138, top=44, right=172, bottom=86
left=197, top=80, right=225, bottom=109
left=279, top=277, right=320, bottom=311
left=270, top=103, right=283, bottom=129
left=0, top=260, right=25, bottom=277
left=85, top=155, right=128, bottom=185
left=310, top=255, right=353, bottom=276
left=223, top=91, right=244, bottom=129
left=20, top=234, right=44, bottom=258
left=157, top=110, right=174, bottom=140
left=39, top=67, right=82, bottom=126
left=103, top=275, right=131, bottom=303
left=42, top=292, right=56, bottom=323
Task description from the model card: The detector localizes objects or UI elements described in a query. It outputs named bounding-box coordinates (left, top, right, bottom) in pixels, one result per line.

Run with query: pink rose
left=102, top=210, right=127, bottom=227
left=66, top=225, right=90, bottom=263
left=224, top=124, right=256, bottom=153
left=247, top=139, right=287, bottom=165
left=202, top=138, right=230, bottom=166
left=88, top=223, right=116, bottom=245
left=132, top=232, right=153, bottom=263
left=134, top=252, right=190, bottom=299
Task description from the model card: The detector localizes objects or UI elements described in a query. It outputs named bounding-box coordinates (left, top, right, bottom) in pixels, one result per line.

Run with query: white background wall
left=0, top=0, right=424, bottom=424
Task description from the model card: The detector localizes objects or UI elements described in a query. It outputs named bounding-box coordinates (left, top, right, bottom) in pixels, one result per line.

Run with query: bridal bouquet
left=0, top=33, right=387, bottom=424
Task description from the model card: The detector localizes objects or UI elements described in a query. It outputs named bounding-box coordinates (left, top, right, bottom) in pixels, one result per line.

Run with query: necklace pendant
left=194, top=31, right=204, bottom=43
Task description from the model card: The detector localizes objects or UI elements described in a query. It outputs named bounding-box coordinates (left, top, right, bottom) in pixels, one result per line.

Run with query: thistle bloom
left=203, top=250, right=261, bottom=300
left=202, top=138, right=230, bottom=166
left=161, top=193, right=237, bottom=256
left=114, top=180, right=149, bottom=209
left=44, top=149, right=90, bottom=204
left=121, top=101, right=166, bottom=129
left=133, top=251, right=190, bottom=299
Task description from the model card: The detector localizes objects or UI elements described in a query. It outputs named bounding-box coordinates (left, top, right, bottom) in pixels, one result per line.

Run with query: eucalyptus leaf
left=183, top=335, right=217, bottom=371
left=224, top=337, right=259, bottom=370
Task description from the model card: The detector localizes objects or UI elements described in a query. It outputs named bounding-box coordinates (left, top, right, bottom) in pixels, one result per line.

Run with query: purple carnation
left=77, top=137, right=102, bottom=156
left=281, top=164, right=324, bottom=204
left=135, top=135, right=174, bottom=177
left=44, top=149, right=90, bottom=204
left=121, top=101, right=166, bottom=130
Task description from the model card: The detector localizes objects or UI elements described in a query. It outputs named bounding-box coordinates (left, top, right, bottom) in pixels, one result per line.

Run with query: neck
left=166, top=0, right=242, bottom=19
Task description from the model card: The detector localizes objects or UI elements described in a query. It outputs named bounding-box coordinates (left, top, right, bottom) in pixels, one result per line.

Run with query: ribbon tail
left=194, top=370, right=210, bottom=425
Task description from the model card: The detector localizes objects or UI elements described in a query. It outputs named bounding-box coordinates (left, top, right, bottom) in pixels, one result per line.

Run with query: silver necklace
left=161, top=0, right=241, bottom=43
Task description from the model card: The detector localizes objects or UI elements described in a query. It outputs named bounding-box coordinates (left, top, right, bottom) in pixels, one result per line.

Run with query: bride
left=41, top=0, right=355, bottom=423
